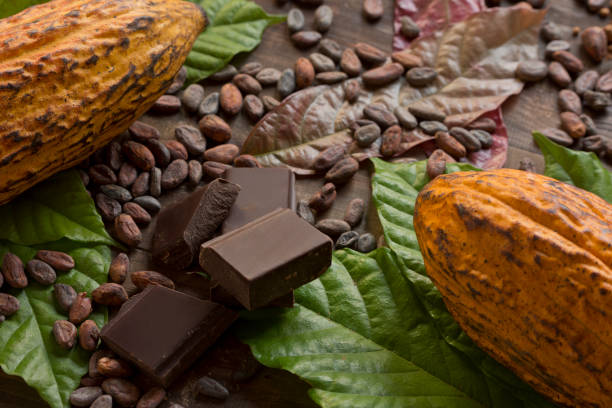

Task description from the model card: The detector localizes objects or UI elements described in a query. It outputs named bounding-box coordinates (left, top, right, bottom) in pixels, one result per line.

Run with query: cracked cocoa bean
left=98, top=357, right=133, bottom=378
left=308, top=183, right=336, bottom=213
left=0, top=293, right=19, bottom=316
left=54, top=283, right=77, bottom=312
left=26, top=259, right=56, bottom=285
left=92, top=283, right=128, bottom=307
left=426, top=149, right=455, bottom=180
left=296, top=200, right=315, bottom=225
left=53, top=320, right=77, bottom=349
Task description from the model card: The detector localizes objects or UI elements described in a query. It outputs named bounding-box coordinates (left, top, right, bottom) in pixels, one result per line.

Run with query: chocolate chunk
left=152, top=179, right=240, bottom=269
left=209, top=282, right=294, bottom=310
left=221, top=168, right=296, bottom=234
left=101, top=286, right=237, bottom=387
left=200, top=209, right=332, bottom=310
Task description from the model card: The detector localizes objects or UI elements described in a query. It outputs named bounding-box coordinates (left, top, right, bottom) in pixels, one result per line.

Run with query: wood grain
left=1, top=0, right=611, bottom=406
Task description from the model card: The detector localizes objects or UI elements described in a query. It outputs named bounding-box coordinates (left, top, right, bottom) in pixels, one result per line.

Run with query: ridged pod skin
left=414, top=169, right=612, bottom=408
left=0, top=0, right=206, bottom=204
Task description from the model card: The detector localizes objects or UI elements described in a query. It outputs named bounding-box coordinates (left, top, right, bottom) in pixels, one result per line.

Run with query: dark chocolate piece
left=152, top=179, right=240, bottom=269
left=100, top=286, right=237, bottom=387
left=210, top=282, right=294, bottom=310
left=200, top=208, right=332, bottom=310
left=221, top=168, right=296, bottom=234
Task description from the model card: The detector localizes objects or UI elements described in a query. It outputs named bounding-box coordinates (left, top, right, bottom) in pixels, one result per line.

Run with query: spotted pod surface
left=0, top=0, right=207, bottom=204
left=414, top=169, right=612, bottom=408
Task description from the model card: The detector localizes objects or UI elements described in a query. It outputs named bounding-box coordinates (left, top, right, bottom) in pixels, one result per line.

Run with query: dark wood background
left=1, top=0, right=611, bottom=406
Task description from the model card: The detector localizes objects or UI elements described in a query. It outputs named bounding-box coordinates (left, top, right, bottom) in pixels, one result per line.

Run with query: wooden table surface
left=1, top=0, right=611, bottom=406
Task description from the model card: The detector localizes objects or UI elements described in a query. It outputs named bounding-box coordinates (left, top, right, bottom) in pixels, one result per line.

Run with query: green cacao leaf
left=186, top=0, right=285, bottom=84
left=533, top=131, right=612, bottom=204
left=0, top=171, right=114, bottom=408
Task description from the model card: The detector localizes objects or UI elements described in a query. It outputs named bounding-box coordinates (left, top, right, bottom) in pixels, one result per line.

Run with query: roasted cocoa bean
left=256, top=68, right=282, bottom=86
left=123, top=202, right=152, bottom=225
left=161, top=159, right=189, bottom=190
left=344, top=198, right=365, bottom=228
left=399, top=15, right=420, bottom=39
left=136, top=387, right=166, bottom=408
left=560, top=111, right=586, bottom=139
left=427, top=149, right=455, bottom=180
left=205, top=144, right=240, bottom=164
left=131, top=270, right=175, bottom=291
left=581, top=26, right=607, bottom=62
left=118, top=163, right=138, bottom=188
left=277, top=68, right=296, bottom=98
left=79, top=320, right=100, bottom=352
left=340, top=48, right=362, bottom=77
left=262, top=95, right=281, bottom=112
left=580, top=114, right=598, bottom=136
left=92, top=283, right=128, bottom=307
left=291, top=31, right=322, bottom=49
left=362, top=0, right=383, bottom=20
left=315, top=219, right=351, bottom=239
left=146, top=139, right=171, bottom=168
left=0, top=293, right=19, bottom=316
left=70, top=386, right=102, bottom=407
left=420, top=120, right=448, bottom=135
left=80, top=376, right=103, bottom=388
left=295, top=57, right=315, bottom=89
left=336, top=231, right=359, bottom=250
left=114, top=214, right=142, bottom=247
left=131, top=172, right=150, bottom=197
left=406, top=67, right=437, bottom=86
left=312, top=145, right=346, bottom=172
left=181, top=84, right=205, bottom=113
left=2, top=253, right=27, bottom=289
left=596, top=70, right=612, bottom=93
left=515, top=60, right=548, bottom=82
left=558, top=89, right=582, bottom=114
left=408, top=105, right=445, bottom=122
left=133, top=196, right=161, bottom=215
left=175, top=125, right=207, bottom=155
left=167, top=66, right=187, bottom=95
left=393, top=106, right=417, bottom=130
left=102, top=378, right=141, bottom=407
left=391, top=50, right=423, bottom=69
left=435, top=131, right=467, bottom=158
left=98, top=357, right=133, bottom=378
left=583, top=90, right=611, bottom=111
left=539, top=128, right=573, bottom=146
left=69, top=292, right=92, bottom=325
left=243, top=95, right=265, bottom=122
left=199, top=114, right=232, bottom=143
left=233, top=155, right=262, bottom=170
left=198, top=92, right=220, bottom=117
left=123, top=141, right=155, bottom=171
left=109, top=253, right=129, bottom=284
left=357, top=233, right=377, bottom=253
left=36, top=250, right=74, bottom=272
left=309, top=53, right=335, bottom=73
left=362, top=63, right=404, bottom=87
left=519, top=157, right=536, bottom=173
left=575, top=70, right=599, bottom=95
left=540, top=21, right=563, bottom=42
left=467, top=117, right=496, bottom=133
left=53, top=320, right=77, bottom=349
left=380, top=125, right=402, bottom=157
left=26, top=259, right=56, bottom=285
left=287, top=8, right=305, bottom=33
left=203, top=161, right=231, bottom=178
left=308, top=183, right=336, bottom=213
left=296, top=200, right=315, bottom=225
left=364, top=104, right=398, bottom=129
left=219, top=83, right=243, bottom=116
left=233, top=74, right=262, bottom=95
left=449, top=127, right=481, bottom=152
left=344, top=79, right=361, bottom=103
left=89, top=350, right=115, bottom=378
left=210, top=65, right=238, bottom=82
left=54, top=283, right=77, bottom=312
left=545, top=40, right=570, bottom=58
left=151, top=95, right=181, bottom=114
left=354, top=123, right=381, bottom=147
left=582, top=135, right=608, bottom=154
left=240, top=62, right=263, bottom=76
left=314, top=5, right=333, bottom=32
left=552, top=50, right=583, bottom=74
left=165, top=141, right=189, bottom=161
left=325, top=157, right=359, bottom=184
left=319, top=38, right=343, bottom=62
left=128, top=121, right=160, bottom=143
left=101, top=184, right=132, bottom=203
left=107, top=142, right=123, bottom=171
left=315, top=71, right=348, bottom=84
left=548, top=61, right=572, bottom=87
left=89, top=164, right=117, bottom=185
left=91, top=395, right=113, bottom=408
left=196, top=376, right=229, bottom=400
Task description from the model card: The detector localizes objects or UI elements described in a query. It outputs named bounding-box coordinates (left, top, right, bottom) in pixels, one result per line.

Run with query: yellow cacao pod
left=0, top=0, right=206, bottom=204
left=414, top=169, right=612, bottom=408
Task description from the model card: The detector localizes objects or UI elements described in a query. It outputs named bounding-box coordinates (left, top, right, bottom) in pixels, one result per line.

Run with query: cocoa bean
left=202, top=161, right=231, bottom=178
left=92, top=283, right=128, bottom=307
left=118, top=163, right=138, bottom=188
left=364, top=104, right=398, bottom=129
left=319, top=39, right=343, bottom=62
left=309, top=53, right=336, bottom=73
left=583, top=90, right=611, bottom=111
left=314, top=5, right=333, bottom=32
left=519, top=157, right=536, bottom=173
left=233, top=74, right=262, bottom=95
left=102, top=378, right=141, bottom=407
left=308, top=183, right=336, bottom=213
left=435, top=131, right=467, bottom=158
left=234, top=154, right=262, bottom=168
left=198, top=92, right=220, bottom=117
left=400, top=16, right=420, bottom=39
left=209, top=65, right=238, bottom=82
left=136, top=387, right=166, bottom=408
left=515, top=60, right=548, bottom=82
left=581, top=26, right=607, bottom=62
left=240, top=62, right=263, bottom=76
left=354, top=123, right=381, bottom=147
left=340, top=48, right=362, bottom=77
left=79, top=320, right=100, bottom=352
left=26, top=259, right=56, bottom=285
left=575, top=70, right=599, bottom=96
left=540, top=21, right=563, bottom=42
left=296, top=200, right=315, bottom=225
left=128, top=121, right=160, bottom=143
left=408, top=105, right=445, bottom=121
left=199, top=114, right=232, bottom=143
left=175, top=125, right=207, bottom=155
left=467, top=117, right=496, bottom=133
left=205, top=144, right=240, bottom=164
left=91, top=395, right=113, bottom=408
left=336, top=231, right=359, bottom=250
left=291, top=31, right=322, bottom=49
left=69, top=292, right=92, bottom=325
left=101, top=184, right=132, bottom=203
left=470, top=129, right=493, bottom=149
left=315, top=219, right=351, bottom=239
left=81, top=376, right=103, bottom=387
left=151, top=95, right=181, bottom=114
left=582, top=135, right=608, bottom=154
left=256, top=68, right=282, bottom=86
left=2, top=253, right=27, bottom=289
left=146, top=139, right=171, bottom=168
left=167, top=66, right=187, bottom=95
left=123, top=202, right=152, bottom=225
left=315, top=71, right=348, bottom=84
left=357, top=233, right=377, bottom=253
left=0, top=293, right=19, bottom=316
left=53, top=320, right=77, bottom=349
left=449, top=127, right=481, bottom=152
left=391, top=50, right=423, bottom=69
left=54, top=283, right=77, bottom=312
left=181, top=84, right=205, bottom=113
left=89, top=350, right=115, bottom=378
left=131, top=270, right=175, bottom=291
left=196, top=376, right=229, bottom=400
left=381, top=125, right=402, bottom=157
left=558, top=89, right=582, bottom=114
left=362, top=63, right=404, bottom=87
left=344, top=79, right=361, bottom=103
left=114, top=214, right=142, bottom=247
left=362, top=0, right=383, bottom=21
left=107, top=142, right=123, bottom=171
left=131, top=172, right=150, bottom=197
left=580, top=114, right=598, bottom=136
left=344, top=198, right=365, bottom=228
left=243, top=94, right=265, bottom=122
left=560, top=111, right=586, bottom=139
left=420, top=120, right=448, bottom=135
left=295, top=57, right=315, bottom=89
left=36, top=250, right=74, bottom=272
left=539, top=128, right=573, bottom=147
left=123, top=141, right=155, bottom=171
left=69, top=386, right=102, bottom=407
left=161, top=159, right=189, bottom=190
left=98, top=357, right=133, bottom=378
left=552, top=50, right=583, bottom=74
left=287, top=8, right=305, bottom=33
left=407, top=67, right=437, bottom=86
left=325, top=157, right=359, bottom=184
left=545, top=40, right=570, bottom=58
left=262, top=95, right=281, bottom=111
left=109, top=253, right=129, bottom=284
left=427, top=149, right=455, bottom=180
left=394, top=106, right=418, bottom=130
left=311, top=145, right=346, bottom=171
left=596, top=70, right=612, bottom=93
left=548, top=61, right=572, bottom=87
left=165, top=141, right=188, bottom=161
left=219, top=83, right=243, bottom=116
left=277, top=68, right=296, bottom=98
left=89, top=164, right=117, bottom=185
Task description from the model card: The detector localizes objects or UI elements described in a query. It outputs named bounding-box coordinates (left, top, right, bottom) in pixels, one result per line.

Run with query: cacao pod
left=414, top=169, right=612, bottom=408
left=0, top=0, right=206, bottom=204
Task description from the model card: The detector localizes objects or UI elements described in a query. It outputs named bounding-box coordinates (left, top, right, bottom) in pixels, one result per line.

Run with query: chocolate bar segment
left=200, top=208, right=332, bottom=310
left=100, top=286, right=237, bottom=387
left=152, top=179, right=240, bottom=269
left=221, top=168, right=296, bottom=234
left=210, top=282, right=295, bottom=309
